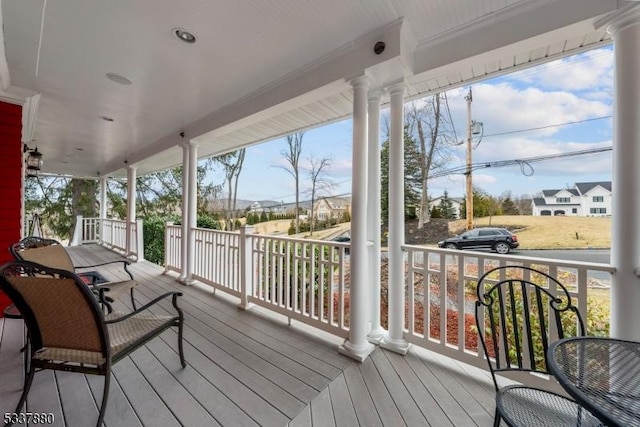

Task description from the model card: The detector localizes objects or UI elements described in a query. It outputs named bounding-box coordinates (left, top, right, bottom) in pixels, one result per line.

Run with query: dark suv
left=437, top=227, right=519, bottom=254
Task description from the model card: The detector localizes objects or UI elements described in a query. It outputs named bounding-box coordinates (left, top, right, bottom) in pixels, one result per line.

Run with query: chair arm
left=104, top=292, right=183, bottom=324
left=75, top=260, right=134, bottom=280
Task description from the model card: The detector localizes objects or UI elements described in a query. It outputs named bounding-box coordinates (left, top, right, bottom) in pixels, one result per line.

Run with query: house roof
left=0, top=1, right=626, bottom=178
left=575, top=181, right=612, bottom=194
left=542, top=189, right=580, bottom=197
left=533, top=198, right=581, bottom=207
left=318, top=197, right=350, bottom=209
left=252, top=200, right=283, bottom=208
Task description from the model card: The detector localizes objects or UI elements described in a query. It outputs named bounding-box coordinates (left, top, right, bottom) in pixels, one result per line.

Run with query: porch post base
left=367, top=327, right=387, bottom=344
left=176, top=276, right=193, bottom=285
left=380, top=335, right=410, bottom=355
left=238, top=302, right=254, bottom=311
left=338, top=340, right=375, bottom=362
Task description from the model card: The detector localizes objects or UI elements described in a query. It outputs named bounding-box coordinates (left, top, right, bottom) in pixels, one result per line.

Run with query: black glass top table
left=548, top=336, right=640, bottom=427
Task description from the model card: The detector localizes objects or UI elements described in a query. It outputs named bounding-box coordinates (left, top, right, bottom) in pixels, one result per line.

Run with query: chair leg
left=130, top=287, right=136, bottom=311
left=6, top=365, right=36, bottom=426
left=178, top=320, right=186, bottom=368
left=493, top=407, right=501, bottom=427
left=96, top=373, right=111, bottom=427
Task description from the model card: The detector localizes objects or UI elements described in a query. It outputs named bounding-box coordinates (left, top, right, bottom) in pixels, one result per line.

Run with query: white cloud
left=471, top=83, right=611, bottom=136
left=508, top=47, right=613, bottom=92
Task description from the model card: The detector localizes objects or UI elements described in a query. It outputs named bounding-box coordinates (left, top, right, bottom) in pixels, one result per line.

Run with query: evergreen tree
left=501, top=196, right=520, bottom=215
left=380, top=127, right=421, bottom=224
left=438, top=190, right=457, bottom=219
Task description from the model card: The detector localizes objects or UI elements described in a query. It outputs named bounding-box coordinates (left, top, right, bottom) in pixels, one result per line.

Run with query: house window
left=593, top=196, right=604, bottom=202
left=572, top=208, right=577, bottom=214
left=556, top=197, right=570, bottom=203
left=590, top=208, right=607, bottom=214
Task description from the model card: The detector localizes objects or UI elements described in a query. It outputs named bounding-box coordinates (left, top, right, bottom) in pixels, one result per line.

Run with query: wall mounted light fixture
left=23, top=144, right=43, bottom=176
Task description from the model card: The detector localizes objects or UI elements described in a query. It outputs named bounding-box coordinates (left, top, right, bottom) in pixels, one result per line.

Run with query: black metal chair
left=0, top=260, right=185, bottom=427
left=475, top=265, right=603, bottom=427
left=10, top=236, right=137, bottom=312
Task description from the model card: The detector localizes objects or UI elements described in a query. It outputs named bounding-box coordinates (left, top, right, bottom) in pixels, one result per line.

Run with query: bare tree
left=276, top=132, right=304, bottom=233
left=217, top=149, right=246, bottom=230
left=405, top=94, right=456, bottom=228
left=306, top=156, right=333, bottom=235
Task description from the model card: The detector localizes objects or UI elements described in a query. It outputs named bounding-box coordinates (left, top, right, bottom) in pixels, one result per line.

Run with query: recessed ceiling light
left=106, top=72, right=132, bottom=85
left=101, top=116, right=114, bottom=122
left=173, top=28, right=196, bottom=43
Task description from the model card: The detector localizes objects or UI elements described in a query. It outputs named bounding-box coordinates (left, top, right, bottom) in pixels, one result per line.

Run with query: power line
left=430, top=146, right=612, bottom=179
left=443, top=92, right=459, bottom=144
left=483, top=115, right=612, bottom=138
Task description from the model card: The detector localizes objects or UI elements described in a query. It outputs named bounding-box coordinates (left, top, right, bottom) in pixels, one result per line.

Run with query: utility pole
left=465, top=88, right=473, bottom=231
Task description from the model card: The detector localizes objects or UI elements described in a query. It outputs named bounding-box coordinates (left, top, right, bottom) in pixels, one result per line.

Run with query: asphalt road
left=514, top=249, right=610, bottom=264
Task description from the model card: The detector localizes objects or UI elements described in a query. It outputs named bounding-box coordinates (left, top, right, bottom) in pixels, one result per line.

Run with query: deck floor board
left=0, top=244, right=497, bottom=426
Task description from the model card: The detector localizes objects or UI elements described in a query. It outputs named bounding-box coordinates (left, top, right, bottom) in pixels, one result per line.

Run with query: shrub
left=197, top=214, right=221, bottom=230
left=143, top=216, right=177, bottom=265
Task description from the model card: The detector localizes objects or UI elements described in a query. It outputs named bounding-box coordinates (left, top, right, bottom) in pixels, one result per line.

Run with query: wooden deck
left=0, top=244, right=497, bottom=426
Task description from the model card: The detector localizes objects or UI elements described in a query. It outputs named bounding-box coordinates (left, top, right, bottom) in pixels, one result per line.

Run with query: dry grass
left=449, top=215, right=611, bottom=249
left=252, top=220, right=351, bottom=240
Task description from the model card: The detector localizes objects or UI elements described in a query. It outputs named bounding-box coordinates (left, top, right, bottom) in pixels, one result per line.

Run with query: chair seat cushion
left=106, top=311, right=176, bottom=357
left=96, top=280, right=137, bottom=300
left=498, top=385, right=604, bottom=427
left=33, top=311, right=177, bottom=366
left=33, top=347, right=105, bottom=365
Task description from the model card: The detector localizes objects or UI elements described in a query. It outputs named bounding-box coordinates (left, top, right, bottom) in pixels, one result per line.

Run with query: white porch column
left=99, top=176, right=107, bottom=244
left=338, top=75, right=375, bottom=362
left=381, top=82, right=410, bottom=355
left=367, top=89, right=386, bottom=343
left=604, top=7, right=640, bottom=340
left=178, top=142, right=189, bottom=283
left=185, top=141, right=198, bottom=284
left=126, top=165, right=137, bottom=257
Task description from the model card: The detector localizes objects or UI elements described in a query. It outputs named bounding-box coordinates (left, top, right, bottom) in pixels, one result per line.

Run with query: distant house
left=532, top=181, right=612, bottom=216
left=313, top=197, right=350, bottom=220
left=429, top=195, right=463, bottom=219
left=248, top=200, right=286, bottom=215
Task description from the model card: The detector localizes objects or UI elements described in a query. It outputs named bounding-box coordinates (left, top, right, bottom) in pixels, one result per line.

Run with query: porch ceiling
left=0, top=0, right=630, bottom=178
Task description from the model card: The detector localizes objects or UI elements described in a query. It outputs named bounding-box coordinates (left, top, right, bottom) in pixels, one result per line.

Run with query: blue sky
left=210, top=45, right=614, bottom=204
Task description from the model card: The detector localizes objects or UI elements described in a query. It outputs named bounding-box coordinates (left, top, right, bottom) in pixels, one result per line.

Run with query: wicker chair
left=10, top=236, right=138, bottom=312
left=475, top=265, right=602, bottom=427
left=0, top=260, right=185, bottom=427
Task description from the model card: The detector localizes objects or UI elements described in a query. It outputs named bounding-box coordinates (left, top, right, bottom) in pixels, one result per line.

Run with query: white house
left=248, top=200, right=286, bottom=215
left=313, top=197, right=351, bottom=221
left=532, top=181, right=612, bottom=216
left=429, top=195, right=463, bottom=219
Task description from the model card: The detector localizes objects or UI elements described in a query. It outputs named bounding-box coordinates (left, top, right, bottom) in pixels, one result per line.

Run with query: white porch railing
left=192, top=228, right=241, bottom=296
left=401, top=245, right=615, bottom=374
left=164, top=225, right=350, bottom=338
left=74, top=217, right=143, bottom=260
left=165, top=224, right=614, bottom=377
left=81, top=217, right=100, bottom=243
left=164, top=222, right=182, bottom=274
left=101, top=218, right=128, bottom=253
left=251, top=234, right=350, bottom=338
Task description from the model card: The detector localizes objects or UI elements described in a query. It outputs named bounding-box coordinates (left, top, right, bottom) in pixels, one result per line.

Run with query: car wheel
left=494, top=242, right=510, bottom=254
left=445, top=243, right=458, bottom=250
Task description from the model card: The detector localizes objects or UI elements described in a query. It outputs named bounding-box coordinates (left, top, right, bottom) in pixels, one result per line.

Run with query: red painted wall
left=0, top=101, right=22, bottom=315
